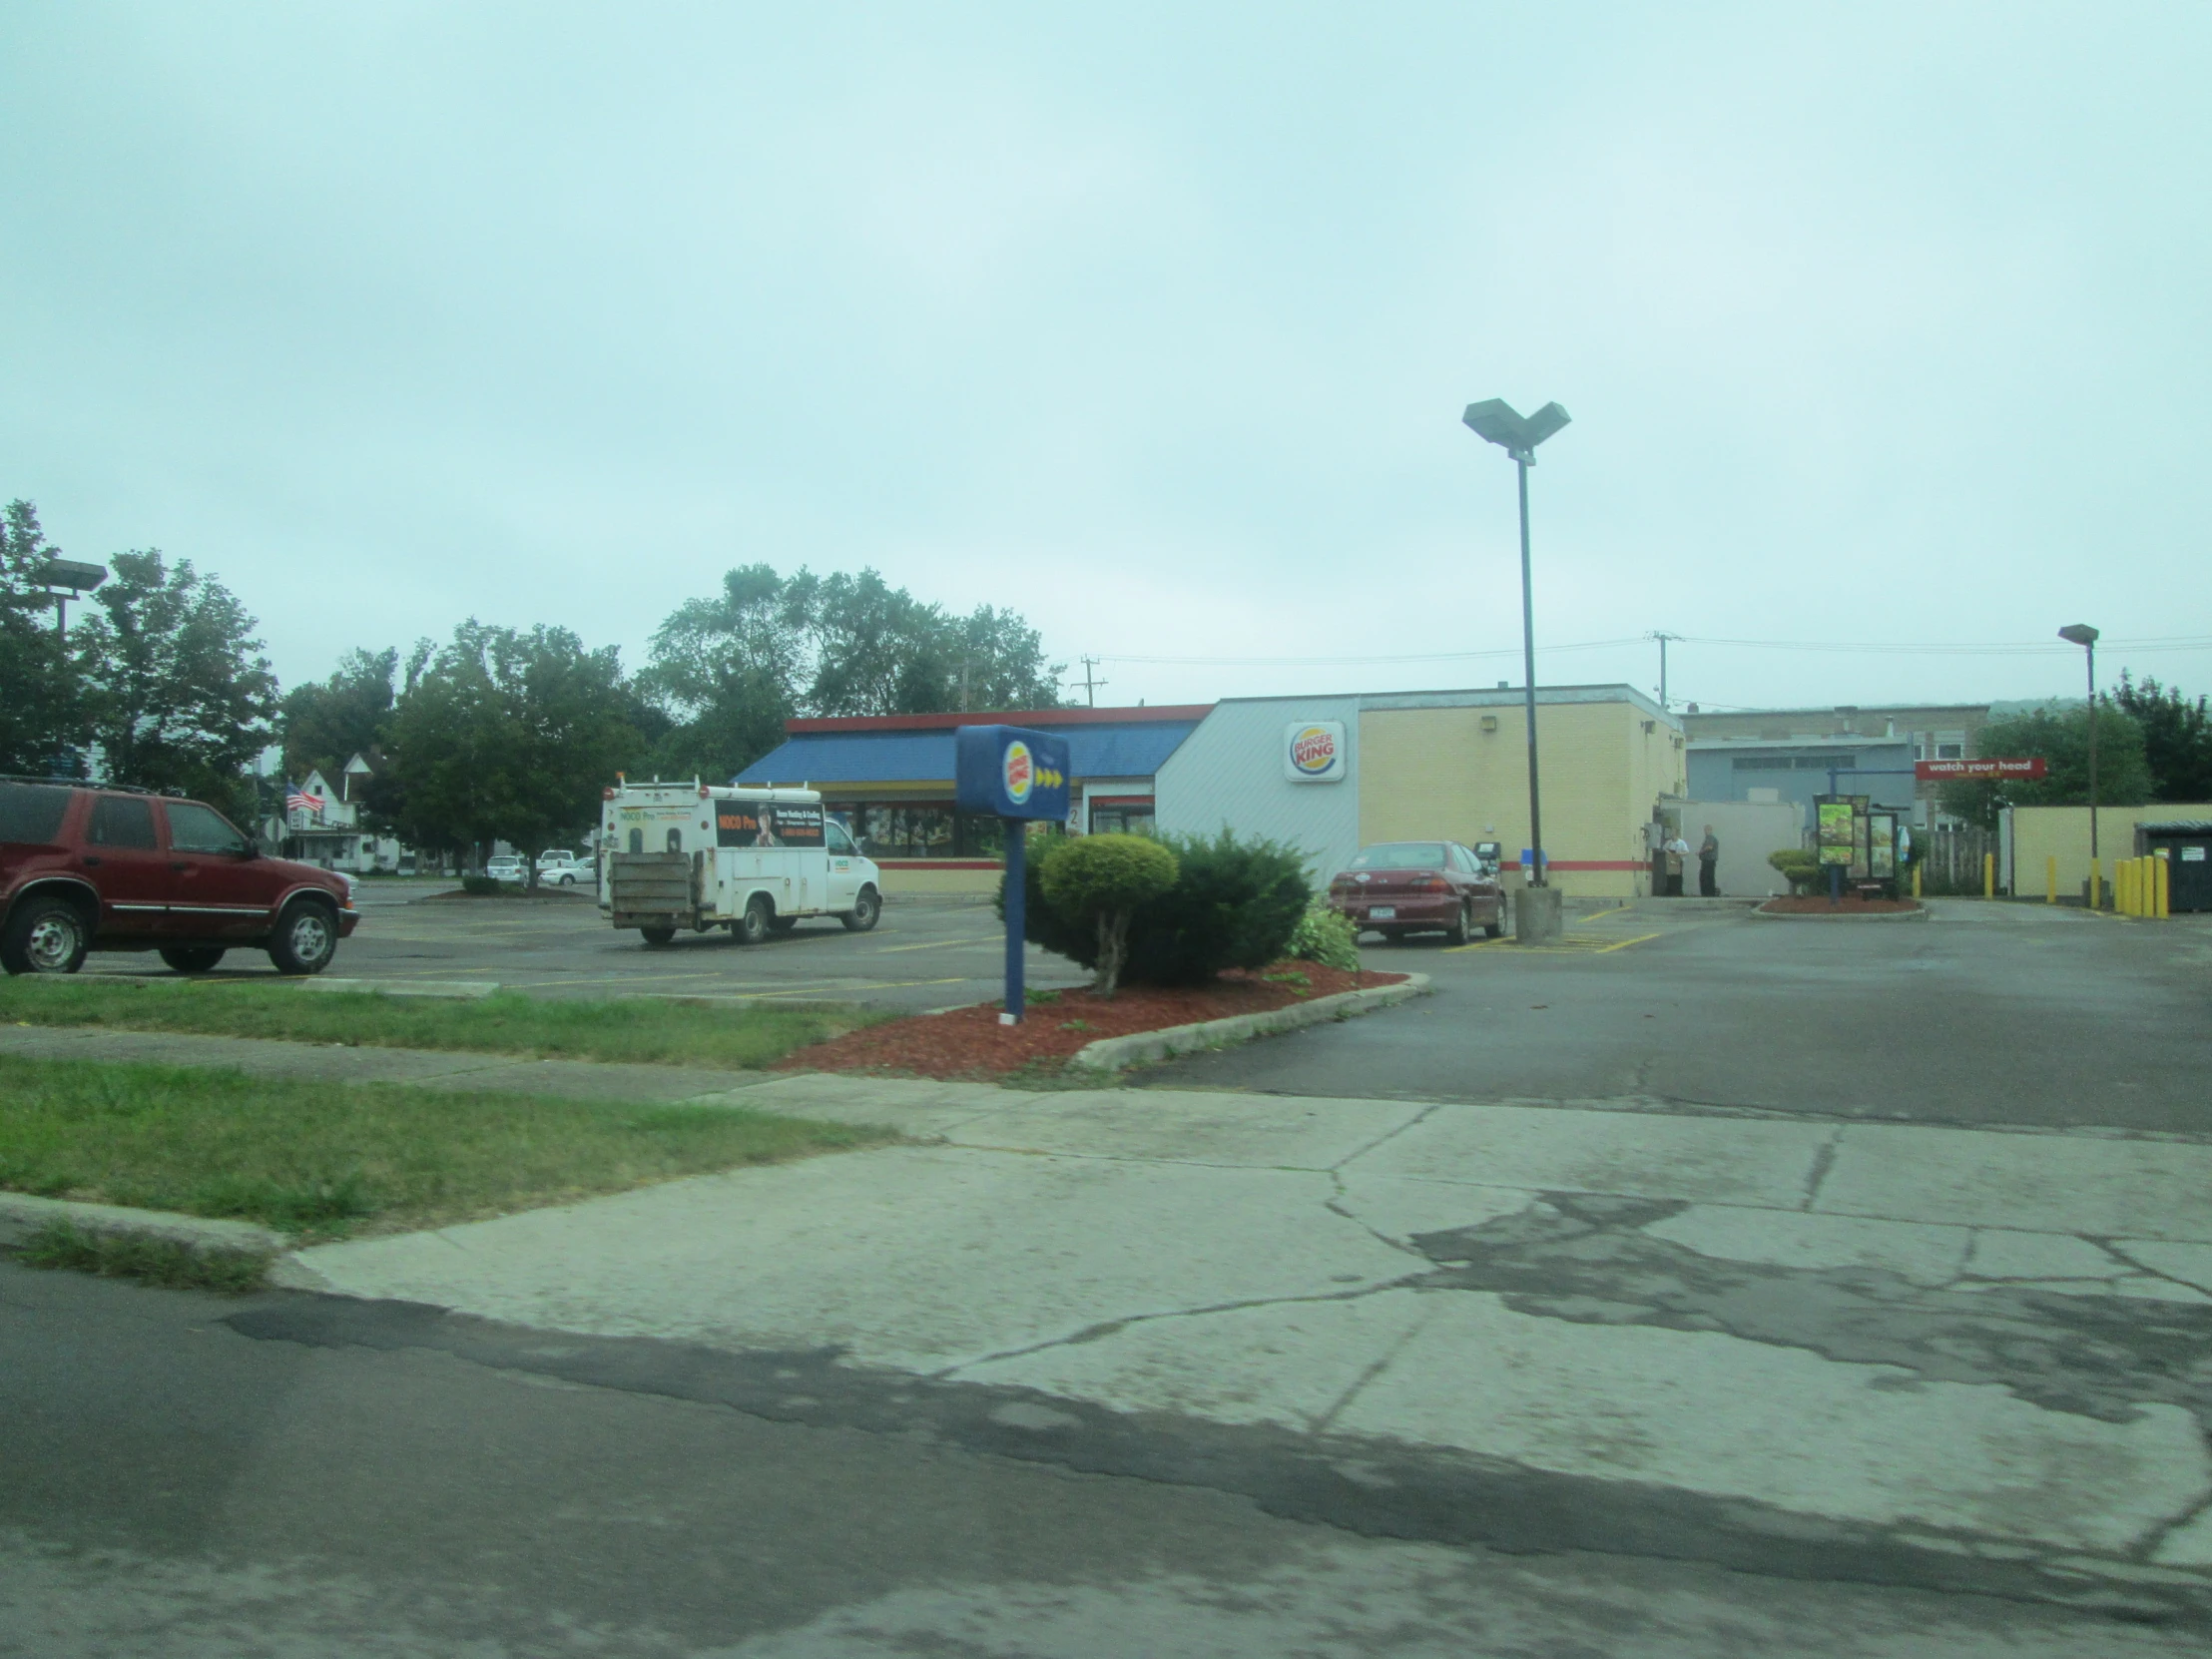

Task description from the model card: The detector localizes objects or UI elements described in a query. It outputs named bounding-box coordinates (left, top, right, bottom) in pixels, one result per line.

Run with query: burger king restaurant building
left=737, top=684, right=1685, bottom=898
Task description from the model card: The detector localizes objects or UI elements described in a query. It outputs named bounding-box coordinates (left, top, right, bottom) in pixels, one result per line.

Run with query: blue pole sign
left=954, top=726, right=1072, bottom=1024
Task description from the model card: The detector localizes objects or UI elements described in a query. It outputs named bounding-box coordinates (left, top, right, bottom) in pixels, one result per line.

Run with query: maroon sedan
left=1327, top=840, right=1504, bottom=944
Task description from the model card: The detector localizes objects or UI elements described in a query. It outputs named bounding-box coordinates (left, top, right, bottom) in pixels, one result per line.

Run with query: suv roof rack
left=0, top=774, right=188, bottom=798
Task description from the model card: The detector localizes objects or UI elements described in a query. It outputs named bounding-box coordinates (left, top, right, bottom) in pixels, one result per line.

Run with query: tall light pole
left=39, top=558, right=108, bottom=638
left=2058, top=624, right=2100, bottom=865
left=1463, top=398, right=1570, bottom=890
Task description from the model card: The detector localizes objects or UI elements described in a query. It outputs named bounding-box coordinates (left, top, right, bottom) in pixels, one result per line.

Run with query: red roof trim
left=785, top=704, right=1212, bottom=735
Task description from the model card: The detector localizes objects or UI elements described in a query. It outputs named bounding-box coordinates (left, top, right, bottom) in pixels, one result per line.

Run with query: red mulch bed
left=780, top=961, right=1409, bottom=1080
left=1758, top=896, right=1924, bottom=915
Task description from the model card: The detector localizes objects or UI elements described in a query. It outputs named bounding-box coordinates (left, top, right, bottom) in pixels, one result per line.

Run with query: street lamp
left=1463, top=397, right=1571, bottom=904
left=2058, top=623, right=2100, bottom=868
left=39, top=558, right=108, bottom=638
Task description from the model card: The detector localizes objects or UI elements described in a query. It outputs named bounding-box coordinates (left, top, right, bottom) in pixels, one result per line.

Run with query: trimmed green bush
left=1002, top=829, right=1316, bottom=990
left=1288, top=902, right=1362, bottom=974
left=1767, top=848, right=1821, bottom=894
left=1039, top=833, right=1180, bottom=997
left=460, top=874, right=505, bottom=895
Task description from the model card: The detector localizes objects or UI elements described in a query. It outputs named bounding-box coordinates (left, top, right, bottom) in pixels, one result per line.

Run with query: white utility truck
left=599, top=782, right=882, bottom=946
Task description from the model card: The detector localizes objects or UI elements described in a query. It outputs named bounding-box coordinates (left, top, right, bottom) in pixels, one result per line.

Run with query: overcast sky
left=6, top=3, right=2208, bottom=715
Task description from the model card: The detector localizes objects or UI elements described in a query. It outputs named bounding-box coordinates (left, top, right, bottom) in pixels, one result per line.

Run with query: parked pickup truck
left=599, top=782, right=881, bottom=945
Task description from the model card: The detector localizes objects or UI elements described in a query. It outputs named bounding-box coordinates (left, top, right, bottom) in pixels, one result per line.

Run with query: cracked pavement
left=276, top=1068, right=2212, bottom=1619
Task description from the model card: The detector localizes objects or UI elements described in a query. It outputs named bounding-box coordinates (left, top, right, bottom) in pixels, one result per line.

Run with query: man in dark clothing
left=1698, top=825, right=1721, bottom=897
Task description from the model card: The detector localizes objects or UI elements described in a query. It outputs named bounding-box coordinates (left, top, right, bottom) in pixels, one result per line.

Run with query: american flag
left=285, top=783, right=324, bottom=816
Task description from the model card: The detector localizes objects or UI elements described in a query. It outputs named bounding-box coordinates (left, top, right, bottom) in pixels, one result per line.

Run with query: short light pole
left=2058, top=623, right=2100, bottom=879
left=1463, top=398, right=1570, bottom=899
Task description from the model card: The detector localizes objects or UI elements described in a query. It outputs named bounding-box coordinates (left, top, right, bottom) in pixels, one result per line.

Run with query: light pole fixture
left=2058, top=623, right=2100, bottom=865
left=39, top=558, right=108, bottom=638
left=1463, top=397, right=1570, bottom=886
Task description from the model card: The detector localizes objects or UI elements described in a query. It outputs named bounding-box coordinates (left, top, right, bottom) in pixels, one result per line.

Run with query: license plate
left=1370, top=905, right=1396, bottom=919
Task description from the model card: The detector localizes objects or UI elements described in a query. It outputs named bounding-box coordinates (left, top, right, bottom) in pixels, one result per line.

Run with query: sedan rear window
left=1348, top=842, right=1446, bottom=870
left=0, top=782, right=72, bottom=845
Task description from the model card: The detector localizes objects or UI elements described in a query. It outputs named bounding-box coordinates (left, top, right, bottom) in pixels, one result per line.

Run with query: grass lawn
left=0, top=977, right=886, bottom=1070
left=0, top=1053, right=896, bottom=1245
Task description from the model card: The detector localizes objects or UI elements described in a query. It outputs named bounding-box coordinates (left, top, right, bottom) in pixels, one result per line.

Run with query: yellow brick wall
left=1357, top=701, right=1685, bottom=897
left=2009, top=804, right=2212, bottom=897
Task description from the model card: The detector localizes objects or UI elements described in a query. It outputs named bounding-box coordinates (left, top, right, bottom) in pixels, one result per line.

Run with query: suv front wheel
left=2, top=896, right=91, bottom=975
left=269, top=899, right=340, bottom=975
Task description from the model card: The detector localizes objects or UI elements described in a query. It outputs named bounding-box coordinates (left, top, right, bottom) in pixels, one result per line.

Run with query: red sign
left=1915, top=758, right=2047, bottom=782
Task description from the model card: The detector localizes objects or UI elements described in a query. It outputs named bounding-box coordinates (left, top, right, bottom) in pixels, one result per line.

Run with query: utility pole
left=959, top=659, right=970, bottom=713
left=1079, top=656, right=1108, bottom=708
left=1648, top=632, right=1681, bottom=712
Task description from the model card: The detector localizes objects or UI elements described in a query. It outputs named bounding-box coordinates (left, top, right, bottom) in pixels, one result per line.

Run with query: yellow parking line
left=1579, top=903, right=1633, bottom=921
left=1590, top=931, right=1664, bottom=953
left=873, top=936, right=1002, bottom=953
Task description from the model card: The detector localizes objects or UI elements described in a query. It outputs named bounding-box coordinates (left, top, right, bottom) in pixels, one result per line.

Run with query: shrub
left=1040, top=833, right=1181, bottom=997
left=1288, top=901, right=1362, bottom=973
left=1767, top=848, right=1821, bottom=894
left=1003, top=828, right=1316, bottom=990
left=1121, top=830, right=1312, bottom=987
left=460, top=874, right=505, bottom=896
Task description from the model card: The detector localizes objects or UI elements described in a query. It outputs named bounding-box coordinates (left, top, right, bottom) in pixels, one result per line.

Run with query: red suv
left=0, top=779, right=357, bottom=976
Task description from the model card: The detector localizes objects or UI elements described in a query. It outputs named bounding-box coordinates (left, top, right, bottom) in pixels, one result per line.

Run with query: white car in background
left=534, top=850, right=590, bottom=886
left=483, top=854, right=527, bottom=884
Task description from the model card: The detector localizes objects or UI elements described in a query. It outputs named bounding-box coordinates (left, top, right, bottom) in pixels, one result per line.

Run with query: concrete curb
left=1068, top=973, right=1431, bottom=1073
left=0, top=1191, right=288, bottom=1256
left=1749, top=903, right=1931, bottom=922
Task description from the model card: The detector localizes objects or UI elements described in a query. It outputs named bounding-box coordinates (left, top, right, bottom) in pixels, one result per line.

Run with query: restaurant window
left=1088, top=799, right=1156, bottom=836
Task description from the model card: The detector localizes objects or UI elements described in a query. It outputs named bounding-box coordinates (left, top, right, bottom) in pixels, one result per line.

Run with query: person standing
left=1662, top=831, right=1689, bottom=896
left=1698, top=825, right=1721, bottom=896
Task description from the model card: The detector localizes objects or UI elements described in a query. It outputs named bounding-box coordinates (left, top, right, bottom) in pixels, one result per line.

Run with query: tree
left=641, top=565, right=1065, bottom=781
left=70, top=549, right=279, bottom=818
left=2113, top=673, right=2212, bottom=803
left=1040, top=832, right=1181, bottom=997
left=381, top=621, right=644, bottom=872
left=281, top=647, right=398, bottom=781
left=1937, top=704, right=2153, bottom=830
left=0, top=499, right=83, bottom=776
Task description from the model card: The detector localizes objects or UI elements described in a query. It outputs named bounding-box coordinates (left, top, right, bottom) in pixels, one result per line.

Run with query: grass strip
left=20, top=1219, right=273, bottom=1293
left=0, top=1053, right=895, bottom=1243
left=0, top=977, right=888, bottom=1070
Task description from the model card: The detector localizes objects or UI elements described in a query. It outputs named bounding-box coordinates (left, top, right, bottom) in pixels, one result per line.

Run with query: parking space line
left=872, top=936, right=1002, bottom=954
left=1439, top=929, right=1665, bottom=956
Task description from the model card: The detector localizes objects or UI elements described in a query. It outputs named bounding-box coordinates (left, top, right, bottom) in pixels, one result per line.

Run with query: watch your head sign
left=1915, top=758, right=2047, bottom=782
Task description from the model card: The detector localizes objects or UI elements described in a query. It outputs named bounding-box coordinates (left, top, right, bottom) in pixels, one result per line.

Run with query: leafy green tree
left=0, top=499, right=84, bottom=776
left=2113, top=673, right=2212, bottom=803
left=642, top=565, right=1064, bottom=780
left=281, top=647, right=398, bottom=780
left=1040, top=832, right=1181, bottom=996
left=381, top=621, right=643, bottom=874
left=70, top=550, right=278, bottom=817
left=1937, top=704, right=2153, bottom=830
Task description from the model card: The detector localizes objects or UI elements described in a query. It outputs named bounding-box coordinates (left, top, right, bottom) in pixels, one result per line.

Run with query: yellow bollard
left=1982, top=850, right=1994, bottom=898
left=2089, top=857, right=2101, bottom=911
left=1912, top=862, right=1922, bottom=900
left=2045, top=853, right=2057, bottom=903
left=2156, top=852, right=2171, bottom=919
left=2126, top=858, right=2141, bottom=916
left=2119, top=858, right=2133, bottom=916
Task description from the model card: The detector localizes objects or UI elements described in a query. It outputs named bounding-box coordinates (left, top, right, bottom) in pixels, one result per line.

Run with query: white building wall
left=1153, top=695, right=1364, bottom=879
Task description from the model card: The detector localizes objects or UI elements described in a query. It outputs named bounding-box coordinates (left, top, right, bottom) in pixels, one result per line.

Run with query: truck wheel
left=840, top=886, right=881, bottom=932
left=159, top=946, right=228, bottom=974
left=2, top=896, right=92, bottom=975
left=735, top=895, right=773, bottom=945
left=269, top=900, right=339, bottom=975
left=641, top=925, right=676, bottom=947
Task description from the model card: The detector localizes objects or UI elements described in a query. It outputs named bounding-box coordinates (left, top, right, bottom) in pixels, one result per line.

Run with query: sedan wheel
left=1445, top=903, right=1472, bottom=946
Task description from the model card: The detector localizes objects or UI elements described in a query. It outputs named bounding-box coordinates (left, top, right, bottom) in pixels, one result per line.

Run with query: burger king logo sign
left=1002, top=739, right=1034, bottom=806
left=1283, top=720, right=1347, bottom=784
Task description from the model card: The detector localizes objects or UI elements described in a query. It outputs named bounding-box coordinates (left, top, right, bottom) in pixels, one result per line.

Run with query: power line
left=1094, top=632, right=2212, bottom=669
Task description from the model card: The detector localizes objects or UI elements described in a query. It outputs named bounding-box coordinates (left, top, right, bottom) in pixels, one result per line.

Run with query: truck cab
left=599, top=782, right=881, bottom=945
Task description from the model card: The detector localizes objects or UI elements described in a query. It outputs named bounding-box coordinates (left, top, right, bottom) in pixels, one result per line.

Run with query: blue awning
left=737, top=721, right=1198, bottom=788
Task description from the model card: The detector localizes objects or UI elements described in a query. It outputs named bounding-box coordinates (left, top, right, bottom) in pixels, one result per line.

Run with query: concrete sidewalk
left=10, top=1025, right=2212, bottom=1614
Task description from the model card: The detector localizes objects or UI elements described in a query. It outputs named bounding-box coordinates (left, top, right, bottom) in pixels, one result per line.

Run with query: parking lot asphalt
left=1142, top=899, right=2212, bottom=1135
left=79, top=879, right=1094, bottom=1014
